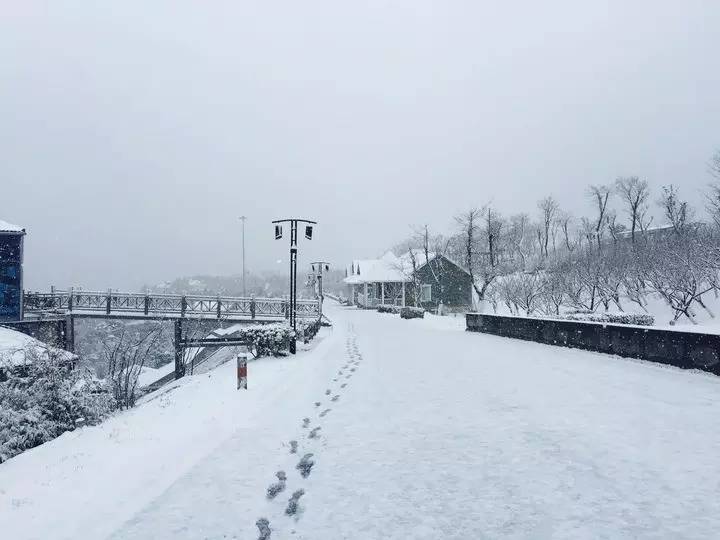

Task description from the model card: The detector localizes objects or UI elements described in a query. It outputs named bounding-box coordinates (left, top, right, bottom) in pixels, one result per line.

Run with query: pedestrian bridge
left=23, top=289, right=320, bottom=322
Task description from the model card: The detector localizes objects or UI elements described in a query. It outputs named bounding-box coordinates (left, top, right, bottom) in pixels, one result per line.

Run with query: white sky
left=2, top=1, right=719, bottom=290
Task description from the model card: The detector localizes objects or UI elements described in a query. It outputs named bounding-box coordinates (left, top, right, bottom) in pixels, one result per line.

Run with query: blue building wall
left=0, top=234, right=24, bottom=322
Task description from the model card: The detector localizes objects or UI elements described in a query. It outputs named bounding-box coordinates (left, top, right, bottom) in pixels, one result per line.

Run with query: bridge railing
left=23, top=290, right=320, bottom=320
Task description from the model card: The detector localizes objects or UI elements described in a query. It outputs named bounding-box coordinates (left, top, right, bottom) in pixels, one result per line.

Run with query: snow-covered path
left=3, top=302, right=720, bottom=539
left=292, top=307, right=720, bottom=539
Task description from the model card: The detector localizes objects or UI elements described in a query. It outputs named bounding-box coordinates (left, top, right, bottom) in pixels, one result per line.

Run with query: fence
left=466, top=313, right=720, bottom=375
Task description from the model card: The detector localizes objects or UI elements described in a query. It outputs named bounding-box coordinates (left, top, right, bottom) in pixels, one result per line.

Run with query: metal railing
left=23, top=289, right=320, bottom=321
left=356, top=295, right=404, bottom=308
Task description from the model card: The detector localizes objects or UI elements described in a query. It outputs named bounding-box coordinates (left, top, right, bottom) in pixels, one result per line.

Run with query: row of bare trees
left=395, top=150, right=720, bottom=324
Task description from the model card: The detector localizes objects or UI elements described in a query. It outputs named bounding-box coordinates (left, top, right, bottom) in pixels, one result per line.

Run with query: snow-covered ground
left=0, top=326, right=74, bottom=367
left=480, top=275, right=720, bottom=332
left=2, top=302, right=720, bottom=539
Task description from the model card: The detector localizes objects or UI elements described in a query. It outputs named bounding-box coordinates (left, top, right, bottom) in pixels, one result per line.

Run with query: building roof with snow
left=0, top=220, right=25, bottom=234
left=343, top=251, right=414, bottom=285
left=616, top=223, right=675, bottom=240
left=342, top=250, right=462, bottom=285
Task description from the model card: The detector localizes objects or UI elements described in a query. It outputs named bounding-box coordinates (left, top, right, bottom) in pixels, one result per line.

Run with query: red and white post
left=237, top=352, right=248, bottom=390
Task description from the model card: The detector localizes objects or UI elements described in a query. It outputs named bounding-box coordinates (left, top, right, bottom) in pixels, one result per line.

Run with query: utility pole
left=273, top=218, right=316, bottom=354
left=239, top=216, right=247, bottom=297
left=310, top=261, right=330, bottom=316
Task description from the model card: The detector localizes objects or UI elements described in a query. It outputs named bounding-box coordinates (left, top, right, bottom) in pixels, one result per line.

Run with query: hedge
left=562, top=311, right=655, bottom=326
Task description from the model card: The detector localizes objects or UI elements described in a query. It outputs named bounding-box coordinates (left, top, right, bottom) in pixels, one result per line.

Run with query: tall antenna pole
left=239, top=216, right=247, bottom=297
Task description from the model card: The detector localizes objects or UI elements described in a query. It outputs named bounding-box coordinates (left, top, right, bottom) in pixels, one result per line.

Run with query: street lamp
left=273, top=218, right=317, bottom=354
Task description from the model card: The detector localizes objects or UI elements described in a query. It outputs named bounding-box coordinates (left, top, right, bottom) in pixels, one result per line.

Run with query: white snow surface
left=344, top=250, right=446, bottom=285
left=2, top=303, right=720, bottom=539
left=0, top=219, right=24, bottom=232
left=0, top=326, right=74, bottom=367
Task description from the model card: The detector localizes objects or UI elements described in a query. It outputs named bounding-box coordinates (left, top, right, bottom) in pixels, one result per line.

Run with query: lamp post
left=239, top=216, right=247, bottom=297
left=310, top=261, right=330, bottom=316
left=272, top=218, right=316, bottom=354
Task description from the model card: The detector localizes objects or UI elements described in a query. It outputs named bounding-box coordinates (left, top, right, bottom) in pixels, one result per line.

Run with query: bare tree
left=506, top=213, right=531, bottom=269
left=705, top=182, right=720, bottom=230
left=539, top=269, right=565, bottom=316
left=659, top=184, right=693, bottom=237
left=455, top=208, right=483, bottom=307
left=606, top=210, right=625, bottom=245
left=645, top=235, right=714, bottom=325
left=587, top=184, right=611, bottom=250
left=103, top=322, right=163, bottom=409
left=615, top=176, right=650, bottom=245
left=538, top=196, right=559, bottom=258
left=556, top=211, right=575, bottom=253
left=497, top=269, right=545, bottom=316
left=710, top=149, right=720, bottom=180
left=563, top=248, right=602, bottom=312
left=477, top=207, right=505, bottom=302
left=182, top=318, right=217, bottom=375
left=579, top=217, right=595, bottom=249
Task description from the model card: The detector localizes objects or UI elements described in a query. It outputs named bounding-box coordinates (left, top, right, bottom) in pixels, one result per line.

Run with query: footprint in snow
left=331, top=394, right=340, bottom=402
left=289, top=440, right=298, bottom=454
left=308, top=427, right=321, bottom=439
left=325, top=389, right=331, bottom=396
left=314, top=401, right=321, bottom=407
left=340, top=383, right=347, bottom=388
left=302, top=418, right=310, bottom=428
left=266, top=471, right=287, bottom=500
left=285, top=489, right=305, bottom=516
left=296, top=453, right=315, bottom=478
left=319, top=409, right=331, bottom=417
left=256, top=518, right=271, bottom=540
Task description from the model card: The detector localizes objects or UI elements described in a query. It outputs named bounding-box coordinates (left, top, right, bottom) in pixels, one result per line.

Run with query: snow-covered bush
left=562, top=311, right=655, bottom=326
left=240, top=323, right=293, bottom=357
left=400, top=306, right=425, bottom=319
left=377, top=304, right=402, bottom=314
left=0, top=345, right=114, bottom=463
left=299, top=317, right=323, bottom=343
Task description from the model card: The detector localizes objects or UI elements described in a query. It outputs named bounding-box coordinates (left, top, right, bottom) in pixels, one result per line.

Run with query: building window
left=420, top=284, right=432, bottom=302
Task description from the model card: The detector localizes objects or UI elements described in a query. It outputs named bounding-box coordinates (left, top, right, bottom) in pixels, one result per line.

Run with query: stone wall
left=466, top=313, right=720, bottom=375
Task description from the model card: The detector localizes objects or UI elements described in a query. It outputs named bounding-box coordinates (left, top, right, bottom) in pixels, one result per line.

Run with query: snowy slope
left=0, top=329, right=339, bottom=540
left=0, top=326, right=74, bottom=367
left=2, top=303, right=720, bottom=539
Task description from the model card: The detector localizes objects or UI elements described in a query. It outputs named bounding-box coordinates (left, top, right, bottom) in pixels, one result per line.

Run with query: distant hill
left=145, top=271, right=312, bottom=299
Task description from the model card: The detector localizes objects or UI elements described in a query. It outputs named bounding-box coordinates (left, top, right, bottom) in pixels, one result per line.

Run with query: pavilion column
left=381, top=282, right=385, bottom=305
left=364, top=283, right=368, bottom=307
left=401, top=281, right=406, bottom=307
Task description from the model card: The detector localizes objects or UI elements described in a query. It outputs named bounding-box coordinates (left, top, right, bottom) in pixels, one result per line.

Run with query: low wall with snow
left=466, top=313, right=720, bottom=375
